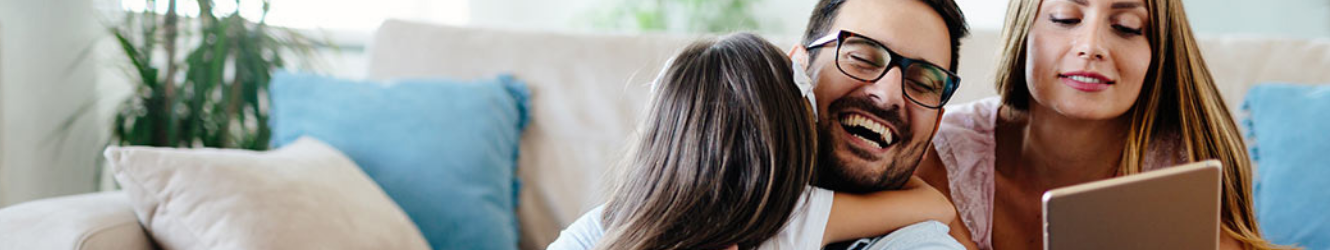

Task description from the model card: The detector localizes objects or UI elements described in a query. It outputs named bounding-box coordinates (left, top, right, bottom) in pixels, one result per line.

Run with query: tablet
left=1042, top=160, right=1222, bottom=250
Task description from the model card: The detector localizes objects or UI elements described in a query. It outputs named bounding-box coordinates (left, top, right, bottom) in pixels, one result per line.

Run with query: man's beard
left=812, top=97, right=930, bottom=193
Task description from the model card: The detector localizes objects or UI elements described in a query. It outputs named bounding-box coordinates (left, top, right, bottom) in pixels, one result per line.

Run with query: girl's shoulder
left=547, top=205, right=607, bottom=250
left=758, top=187, right=835, bottom=249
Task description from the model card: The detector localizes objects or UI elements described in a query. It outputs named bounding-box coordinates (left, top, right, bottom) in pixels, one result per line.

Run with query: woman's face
left=1025, top=0, right=1152, bottom=120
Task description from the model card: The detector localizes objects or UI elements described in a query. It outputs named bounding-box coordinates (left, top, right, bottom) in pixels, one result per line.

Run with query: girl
left=549, top=33, right=962, bottom=250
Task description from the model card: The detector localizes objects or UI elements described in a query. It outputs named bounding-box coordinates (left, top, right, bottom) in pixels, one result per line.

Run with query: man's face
left=806, top=0, right=953, bottom=193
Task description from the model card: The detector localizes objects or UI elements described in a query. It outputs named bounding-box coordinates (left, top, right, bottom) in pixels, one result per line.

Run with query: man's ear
left=788, top=45, right=811, bottom=70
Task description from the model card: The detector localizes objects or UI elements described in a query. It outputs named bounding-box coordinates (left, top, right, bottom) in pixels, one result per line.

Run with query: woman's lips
left=1059, top=72, right=1114, bottom=92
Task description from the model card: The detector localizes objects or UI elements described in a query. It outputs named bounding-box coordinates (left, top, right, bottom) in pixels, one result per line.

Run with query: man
left=790, top=0, right=975, bottom=249
left=547, top=0, right=975, bottom=248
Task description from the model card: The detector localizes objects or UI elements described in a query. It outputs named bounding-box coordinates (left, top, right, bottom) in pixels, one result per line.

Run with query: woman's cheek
left=1024, top=31, right=1064, bottom=107
left=1118, top=40, right=1152, bottom=104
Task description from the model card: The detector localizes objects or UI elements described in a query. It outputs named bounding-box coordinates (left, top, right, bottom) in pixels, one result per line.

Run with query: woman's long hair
left=993, top=0, right=1287, bottom=249
left=594, top=33, right=819, bottom=250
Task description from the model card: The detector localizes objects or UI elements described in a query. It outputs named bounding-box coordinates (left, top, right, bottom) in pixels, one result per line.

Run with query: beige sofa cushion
left=1195, top=36, right=1330, bottom=110
left=104, top=137, right=430, bottom=250
left=0, top=191, right=154, bottom=250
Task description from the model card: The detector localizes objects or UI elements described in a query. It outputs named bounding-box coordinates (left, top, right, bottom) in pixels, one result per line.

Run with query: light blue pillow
left=1243, top=83, right=1330, bottom=249
left=269, top=72, right=528, bottom=250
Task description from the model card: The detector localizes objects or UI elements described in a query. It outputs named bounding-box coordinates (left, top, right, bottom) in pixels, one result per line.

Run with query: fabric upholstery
left=104, top=137, right=430, bottom=250
left=269, top=72, right=529, bottom=250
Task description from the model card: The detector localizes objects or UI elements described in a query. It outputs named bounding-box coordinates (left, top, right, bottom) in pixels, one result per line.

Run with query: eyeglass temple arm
left=806, top=32, right=840, bottom=49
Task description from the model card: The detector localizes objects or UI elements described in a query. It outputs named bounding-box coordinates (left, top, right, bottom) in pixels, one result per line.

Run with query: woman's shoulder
left=938, top=96, right=1003, bottom=135
left=927, top=97, right=1000, bottom=249
left=1144, top=131, right=1189, bottom=171
left=933, top=97, right=1002, bottom=170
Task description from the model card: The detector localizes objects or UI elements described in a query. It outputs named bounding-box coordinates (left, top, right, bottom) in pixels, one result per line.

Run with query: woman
left=915, top=0, right=1289, bottom=249
left=548, top=33, right=964, bottom=250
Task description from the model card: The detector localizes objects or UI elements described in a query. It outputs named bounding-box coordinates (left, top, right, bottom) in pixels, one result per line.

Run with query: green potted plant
left=108, top=0, right=317, bottom=150
left=48, top=0, right=322, bottom=189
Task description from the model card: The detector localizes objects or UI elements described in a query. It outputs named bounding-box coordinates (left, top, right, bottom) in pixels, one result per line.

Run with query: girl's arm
left=820, top=176, right=958, bottom=245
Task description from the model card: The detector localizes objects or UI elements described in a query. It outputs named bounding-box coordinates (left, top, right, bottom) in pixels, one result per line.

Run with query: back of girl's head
left=596, top=33, right=818, bottom=250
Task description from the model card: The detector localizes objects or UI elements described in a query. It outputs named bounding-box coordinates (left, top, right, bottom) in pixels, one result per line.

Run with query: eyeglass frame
left=805, top=30, right=961, bottom=109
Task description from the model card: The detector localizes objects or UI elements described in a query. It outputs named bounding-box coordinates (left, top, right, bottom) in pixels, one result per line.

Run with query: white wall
left=1, top=22, right=5, bottom=205
left=1184, top=0, right=1330, bottom=38
left=467, top=0, right=1330, bottom=38
left=467, top=0, right=604, bottom=32
left=0, top=0, right=108, bottom=206
left=463, top=0, right=1013, bottom=36
left=466, top=0, right=816, bottom=35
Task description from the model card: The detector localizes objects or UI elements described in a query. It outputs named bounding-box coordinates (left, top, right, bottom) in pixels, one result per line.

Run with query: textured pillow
left=104, top=137, right=430, bottom=250
left=269, top=72, right=529, bottom=249
left=1243, top=83, right=1330, bottom=249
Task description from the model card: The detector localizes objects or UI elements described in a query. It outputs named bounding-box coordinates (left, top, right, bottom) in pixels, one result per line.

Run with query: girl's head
left=596, top=33, right=817, bottom=250
left=995, top=0, right=1282, bottom=248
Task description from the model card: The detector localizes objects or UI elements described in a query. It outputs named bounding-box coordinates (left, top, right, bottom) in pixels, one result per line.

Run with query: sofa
left=1, top=19, right=1327, bottom=250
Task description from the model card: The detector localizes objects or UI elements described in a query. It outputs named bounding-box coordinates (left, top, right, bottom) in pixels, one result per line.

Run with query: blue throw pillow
left=1243, top=83, right=1330, bottom=249
left=269, top=72, right=528, bottom=250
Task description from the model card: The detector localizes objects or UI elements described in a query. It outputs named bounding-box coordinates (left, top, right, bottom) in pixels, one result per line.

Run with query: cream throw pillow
left=104, top=137, right=430, bottom=249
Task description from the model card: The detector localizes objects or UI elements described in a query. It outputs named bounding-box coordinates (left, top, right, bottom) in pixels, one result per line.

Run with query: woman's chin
left=1048, top=101, right=1132, bottom=121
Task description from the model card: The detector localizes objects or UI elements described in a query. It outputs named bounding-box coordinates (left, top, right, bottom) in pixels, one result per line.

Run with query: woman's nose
left=1073, top=24, right=1109, bottom=61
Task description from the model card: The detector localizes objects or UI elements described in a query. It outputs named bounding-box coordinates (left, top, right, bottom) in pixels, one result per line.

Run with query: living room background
left=0, top=0, right=1326, bottom=209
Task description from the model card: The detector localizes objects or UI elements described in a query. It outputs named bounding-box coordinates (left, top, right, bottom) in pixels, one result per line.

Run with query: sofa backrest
left=368, top=20, right=696, bottom=249
left=366, top=19, right=1330, bottom=249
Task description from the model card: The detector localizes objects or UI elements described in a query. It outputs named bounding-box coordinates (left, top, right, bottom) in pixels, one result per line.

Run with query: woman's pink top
left=932, top=97, right=1182, bottom=250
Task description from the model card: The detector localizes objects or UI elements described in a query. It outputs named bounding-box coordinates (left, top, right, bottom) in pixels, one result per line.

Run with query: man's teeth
left=1067, top=75, right=1105, bottom=84
left=840, top=114, right=896, bottom=147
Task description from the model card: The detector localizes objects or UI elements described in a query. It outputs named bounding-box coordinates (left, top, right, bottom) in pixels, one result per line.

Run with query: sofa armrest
left=0, top=191, right=155, bottom=250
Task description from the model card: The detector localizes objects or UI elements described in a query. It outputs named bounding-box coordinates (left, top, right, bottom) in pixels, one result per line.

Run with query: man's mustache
left=825, top=96, right=913, bottom=140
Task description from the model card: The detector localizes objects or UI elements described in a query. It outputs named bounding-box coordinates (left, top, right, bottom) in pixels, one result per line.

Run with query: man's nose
left=860, top=67, right=907, bottom=108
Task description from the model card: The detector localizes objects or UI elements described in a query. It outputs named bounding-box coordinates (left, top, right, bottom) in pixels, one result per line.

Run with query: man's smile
left=838, top=112, right=898, bottom=150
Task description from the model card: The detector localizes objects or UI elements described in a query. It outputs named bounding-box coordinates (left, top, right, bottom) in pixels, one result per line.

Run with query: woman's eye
left=1114, top=25, right=1144, bottom=36
left=1050, top=16, right=1081, bottom=25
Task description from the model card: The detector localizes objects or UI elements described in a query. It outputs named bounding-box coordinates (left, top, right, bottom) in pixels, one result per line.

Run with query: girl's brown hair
left=994, top=0, right=1288, bottom=248
left=595, top=33, right=819, bottom=250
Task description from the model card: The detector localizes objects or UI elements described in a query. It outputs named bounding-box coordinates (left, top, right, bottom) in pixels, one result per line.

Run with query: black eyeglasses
left=807, top=30, right=961, bottom=109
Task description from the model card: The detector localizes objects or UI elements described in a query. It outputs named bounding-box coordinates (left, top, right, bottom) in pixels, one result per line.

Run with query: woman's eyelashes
left=1050, top=15, right=1081, bottom=25
left=1113, top=24, right=1144, bottom=36
left=1048, top=14, right=1145, bottom=37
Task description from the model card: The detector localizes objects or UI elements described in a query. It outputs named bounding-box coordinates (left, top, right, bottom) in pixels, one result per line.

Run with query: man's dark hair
left=801, top=0, right=969, bottom=71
